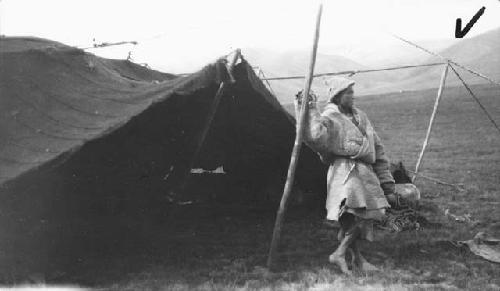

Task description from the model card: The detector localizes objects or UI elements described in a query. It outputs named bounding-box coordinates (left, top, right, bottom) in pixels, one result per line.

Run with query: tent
left=0, top=36, right=328, bottom=272
left=0, top=36, right=325, bottom=232
left=0, top=37, right=326, bottom=188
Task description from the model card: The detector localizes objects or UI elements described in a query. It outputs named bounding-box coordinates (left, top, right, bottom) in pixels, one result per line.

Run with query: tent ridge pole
left=170, top=49, right=241, bottom=201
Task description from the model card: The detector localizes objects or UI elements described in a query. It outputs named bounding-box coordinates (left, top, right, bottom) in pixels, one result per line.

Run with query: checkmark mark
left=455, top=7, right=486, bottom=38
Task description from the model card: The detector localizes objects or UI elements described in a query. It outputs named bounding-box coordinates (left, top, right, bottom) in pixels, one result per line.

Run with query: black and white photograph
left=0, top=0, right=499, bottom=290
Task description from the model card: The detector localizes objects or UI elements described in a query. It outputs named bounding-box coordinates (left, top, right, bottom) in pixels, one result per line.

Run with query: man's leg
left=352, top=220, right=379, bottom=272
left=330, top=214, right=358, bottom=275
left=352, top=241, right=379, bottom=272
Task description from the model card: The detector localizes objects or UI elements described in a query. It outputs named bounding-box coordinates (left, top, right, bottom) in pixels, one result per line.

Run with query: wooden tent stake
left=413, top=63, right=449, bottom=183
left=267, top=4, right=323, bottom=270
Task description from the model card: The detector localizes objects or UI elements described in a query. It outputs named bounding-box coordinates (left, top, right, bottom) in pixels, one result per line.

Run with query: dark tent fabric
left=0, top=36, right=328, bottom=274
left=0, top=36, right=328, bottom=276
left=0, top=37, right=220, bottom=184
left=0, top=36, right=324, bottom=193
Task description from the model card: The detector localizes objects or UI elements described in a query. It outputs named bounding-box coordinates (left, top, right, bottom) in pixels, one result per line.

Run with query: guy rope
left=262, top=62, right=446, bottom=81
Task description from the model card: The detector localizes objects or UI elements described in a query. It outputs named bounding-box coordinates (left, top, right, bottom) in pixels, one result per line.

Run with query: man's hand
left=385, top=193, right=398, bottom=207
left=381, top=182, right=395, bottom=196
left=295, top=90, right=318, bottom=105
left=382, top=182, right=398, bottom=208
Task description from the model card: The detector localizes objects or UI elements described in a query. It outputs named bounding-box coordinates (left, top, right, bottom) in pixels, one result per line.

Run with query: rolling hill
left=399, top=27, right=500, bottom=90
left=243, top=27, right=500, bottom=103
left=243, top=48, right=368, bottom=103
left=321, top=38, right=459, bottom=68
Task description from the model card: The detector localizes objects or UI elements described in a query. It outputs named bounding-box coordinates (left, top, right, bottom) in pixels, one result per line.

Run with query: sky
left=1, top=0, right=500, bottom=73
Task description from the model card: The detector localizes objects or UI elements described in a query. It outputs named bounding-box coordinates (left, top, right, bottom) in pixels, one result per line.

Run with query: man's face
left=340, top=86, right=354, bottom=108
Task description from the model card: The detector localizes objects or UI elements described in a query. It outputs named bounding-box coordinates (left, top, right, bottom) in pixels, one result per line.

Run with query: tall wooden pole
left=267, top=4, right=323, bottom=270
left=413, top=63, right=449, bottom=183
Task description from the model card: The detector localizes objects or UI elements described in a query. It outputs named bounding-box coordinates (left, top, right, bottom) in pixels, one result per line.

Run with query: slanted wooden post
left=267, top=4, right=323, bottom=270
left=413, top=63, right=449, bottom=183
left=172, top=50, right=241, bottom=199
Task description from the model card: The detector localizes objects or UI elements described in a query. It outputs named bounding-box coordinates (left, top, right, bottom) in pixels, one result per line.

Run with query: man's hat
left=324, top=76, right=355, bottom=100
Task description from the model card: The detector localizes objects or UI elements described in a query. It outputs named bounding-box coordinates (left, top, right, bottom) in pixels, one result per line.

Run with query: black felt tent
left=0, top=37, right=326, bottom=270
left=0, top=36, right=325, bottom=200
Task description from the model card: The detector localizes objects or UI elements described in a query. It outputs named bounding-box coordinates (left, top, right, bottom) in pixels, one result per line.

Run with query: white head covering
left=324, top=76, right=355, bottom=101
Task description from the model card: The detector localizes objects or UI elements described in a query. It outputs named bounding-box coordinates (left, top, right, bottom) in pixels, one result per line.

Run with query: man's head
left=333, top=85, right=354, bottom=108
left=325, top=76, right=355, bottom=108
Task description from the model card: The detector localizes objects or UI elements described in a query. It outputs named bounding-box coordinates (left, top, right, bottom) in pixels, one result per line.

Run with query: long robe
left=295, top=102, right=394, bottom=221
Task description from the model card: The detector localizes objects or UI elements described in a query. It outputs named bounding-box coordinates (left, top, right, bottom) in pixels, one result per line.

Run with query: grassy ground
left=10, top=83, right=500, bottom=290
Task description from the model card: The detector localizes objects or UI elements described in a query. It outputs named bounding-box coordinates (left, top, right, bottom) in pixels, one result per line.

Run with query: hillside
left=244, top=27, right=500, bottom=103
left=243, top=48, right=369, bottom=103
left=321, top=38, right=459, bottom=68
left=369, top=27, right=500, bottom=93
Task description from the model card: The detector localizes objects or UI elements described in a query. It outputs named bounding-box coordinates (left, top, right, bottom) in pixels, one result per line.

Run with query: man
left=295, top=77, right=396, bottom=275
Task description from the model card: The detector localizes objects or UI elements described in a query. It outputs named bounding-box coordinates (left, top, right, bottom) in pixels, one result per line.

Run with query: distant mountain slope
left=244, top=27, right=500, bottom=103
left=243, top=46, right=442, bottom=103
left=243, top=48, right=368, bottom=103
left=375, top=27, right=500, bottom=93
left=322, top=38, right=459, bottom=68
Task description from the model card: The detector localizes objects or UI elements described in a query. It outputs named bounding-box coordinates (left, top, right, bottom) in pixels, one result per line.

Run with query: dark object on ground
left=378, top=208, right=424, bottom=232
left=390, top=161, right=412, bottom=184
left=378, top=161, right=428, bottom=232
left=459, top=232, right=500, bottom=263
